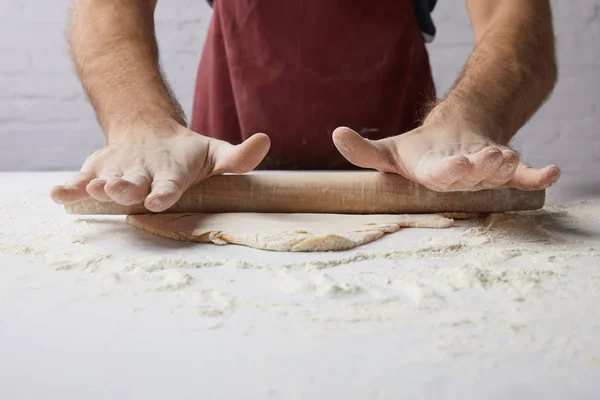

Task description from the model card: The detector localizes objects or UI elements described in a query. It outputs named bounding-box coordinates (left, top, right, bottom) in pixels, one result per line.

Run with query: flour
left=2, top=187, right=600, bottom=360
left=195, top=289, right=237, bottom=317
left=46, top=252, right=113, bottom=272
left=273, top=271, right=362, bottom=299
left=0, top=243, right=40, bottom=255
left=123, top=257, right=231, bottom=272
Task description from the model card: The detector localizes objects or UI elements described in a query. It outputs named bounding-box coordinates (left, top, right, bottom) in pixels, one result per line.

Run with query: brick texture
left=1, top=0, right=598, bottom=173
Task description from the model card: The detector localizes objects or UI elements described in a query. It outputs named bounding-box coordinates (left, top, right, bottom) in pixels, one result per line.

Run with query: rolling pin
left=64, top=171, right=545, bottom=215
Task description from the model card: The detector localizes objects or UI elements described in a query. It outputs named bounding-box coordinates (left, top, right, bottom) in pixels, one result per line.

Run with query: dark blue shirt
left=414, top=0, right=437, bottom=42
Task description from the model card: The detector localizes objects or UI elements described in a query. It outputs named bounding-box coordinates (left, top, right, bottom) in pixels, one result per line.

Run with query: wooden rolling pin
left=65, top=171, right=545, bottom=215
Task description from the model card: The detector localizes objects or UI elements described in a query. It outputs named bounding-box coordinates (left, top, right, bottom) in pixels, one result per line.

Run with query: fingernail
left=147, top=198, right=163, bottom=209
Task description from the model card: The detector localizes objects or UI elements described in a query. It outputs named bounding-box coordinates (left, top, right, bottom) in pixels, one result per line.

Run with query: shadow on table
left=487, top=208, right=600, bottom=244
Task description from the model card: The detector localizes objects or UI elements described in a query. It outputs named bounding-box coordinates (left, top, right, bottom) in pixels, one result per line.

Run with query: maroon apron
left=191, top=0, right=435, bottom=169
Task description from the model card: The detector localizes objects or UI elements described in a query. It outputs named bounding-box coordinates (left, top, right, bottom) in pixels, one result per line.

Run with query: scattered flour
left=2, top=189, right=600, bottom=361
left=273, top=271, right=362, bottom=299
left=45, top=252, right=113, bottom=272
left=122, top=256, right=253, bottom=272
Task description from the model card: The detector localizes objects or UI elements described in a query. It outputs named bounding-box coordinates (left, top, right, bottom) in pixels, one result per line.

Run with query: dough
left=126, top=213, right=453, bottom=252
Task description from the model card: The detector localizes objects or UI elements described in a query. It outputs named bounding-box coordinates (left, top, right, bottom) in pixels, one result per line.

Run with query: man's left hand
left=332, top=125, right=560, bottom=191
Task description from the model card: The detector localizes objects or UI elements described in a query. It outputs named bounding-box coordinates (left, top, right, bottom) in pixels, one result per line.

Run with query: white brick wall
left=1, top=0, right=598, bottom=173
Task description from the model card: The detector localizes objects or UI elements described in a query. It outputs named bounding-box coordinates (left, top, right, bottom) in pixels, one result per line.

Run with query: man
left=51, top=0, right=560, bottom=212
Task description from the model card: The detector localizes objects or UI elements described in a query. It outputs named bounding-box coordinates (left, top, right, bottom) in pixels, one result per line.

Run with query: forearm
left=69, top=0, right=185, bottom=137
left=424, top=1, right=557, bottom=144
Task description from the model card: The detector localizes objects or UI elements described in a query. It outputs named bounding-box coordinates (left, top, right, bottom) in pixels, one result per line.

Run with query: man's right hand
left=51, top=125, right=270, bottom=212
left=54, top=1, right=272, bottom=212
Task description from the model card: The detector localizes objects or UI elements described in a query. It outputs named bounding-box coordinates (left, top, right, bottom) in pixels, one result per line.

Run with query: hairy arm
left=423, top=0, right=558, bottom=144
left=333, top=0, right=560, bottom=191
left=52, top=0, right=270, bottom=211
left=69, top=0, right=186, bottom=136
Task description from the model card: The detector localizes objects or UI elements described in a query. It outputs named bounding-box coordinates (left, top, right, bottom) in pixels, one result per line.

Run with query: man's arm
left=70, top=0, right=186, bottom=135
left=51, top=0, right=269, bottom=210
left=424, top=0, right=557, bottom=144
left=333, top=0, right=560, bottom=191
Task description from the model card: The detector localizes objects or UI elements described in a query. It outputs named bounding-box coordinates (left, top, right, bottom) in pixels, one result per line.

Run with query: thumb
left=508, top=162, right=561, bottom=190
left=211, top=133, right=271, bottom=175
left=332, top=127, right=396, bottom=173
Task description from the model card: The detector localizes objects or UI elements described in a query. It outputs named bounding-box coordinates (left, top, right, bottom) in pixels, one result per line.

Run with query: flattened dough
left=126, top=213, right=453, bottom=252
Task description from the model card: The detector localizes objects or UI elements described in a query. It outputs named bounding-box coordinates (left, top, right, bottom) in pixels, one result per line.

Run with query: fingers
left=480, top=150, right=519, bottom=187
left=413, top=145, right=540, bottom=191
left=211, top=133, right=271, bottom=175
left=50, top=171, right=95, bottom=204
left=445, top=147, right=520, bottom=191
left=56, top=168, right=181, bottom=210
left=415, top=154, right=471, bottom=191
left=105, top=172, right=152, bottom=206
left=55, top=169, right=152, bottom=207
left=462, top=146, right=504, bottom=186
left=508, top=163, right=561, bottom=190
left=86, top=172, right=121, bottom=202
left=332, top=127, right=396, bottom=172
left=144, top=170, right=188, bottom=212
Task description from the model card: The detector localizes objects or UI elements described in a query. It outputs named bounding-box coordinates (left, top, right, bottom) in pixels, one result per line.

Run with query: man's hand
left=333, top=0, right=560, bottom=191
left=51, top=126, right=270, bottom=212
left=333, top=126, right=560, bottom=191
left=52, top=0, right=272, bottom=212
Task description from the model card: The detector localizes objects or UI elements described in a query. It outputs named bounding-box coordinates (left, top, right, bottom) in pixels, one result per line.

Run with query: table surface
left=1, top=172, right=599, bottom=400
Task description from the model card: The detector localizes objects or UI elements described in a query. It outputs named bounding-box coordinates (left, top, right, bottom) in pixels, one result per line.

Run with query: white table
left=1, top=172, right=599, bottom=399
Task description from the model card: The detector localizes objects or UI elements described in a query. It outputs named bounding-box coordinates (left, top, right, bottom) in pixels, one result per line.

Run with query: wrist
left=106, top=118, right=186, bottom=142
left=423, top=100, right=507, bottom=144
left=102, top=96, right=187, bottom=138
